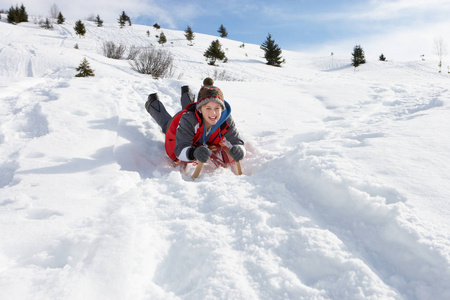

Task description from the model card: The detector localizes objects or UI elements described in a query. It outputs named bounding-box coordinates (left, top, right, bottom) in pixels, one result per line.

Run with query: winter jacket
left=165, top=101, right=245, bottom=162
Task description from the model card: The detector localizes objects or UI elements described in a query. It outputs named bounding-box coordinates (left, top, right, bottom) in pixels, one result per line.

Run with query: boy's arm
left=174, top=112, right=197, bottom=161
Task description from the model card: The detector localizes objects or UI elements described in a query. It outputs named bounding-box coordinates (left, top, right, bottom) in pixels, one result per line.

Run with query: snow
left=1, top=16, right=450, bottom=300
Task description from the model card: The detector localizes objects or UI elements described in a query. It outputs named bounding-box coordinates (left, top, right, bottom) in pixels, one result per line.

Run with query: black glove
left=229, top=145, right=244, bottom=162
left=192, top=146, right=212, bottom=163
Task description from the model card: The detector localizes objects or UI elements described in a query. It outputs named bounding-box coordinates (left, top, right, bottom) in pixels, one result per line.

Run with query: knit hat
left=196, top=85, right=225, bottom=111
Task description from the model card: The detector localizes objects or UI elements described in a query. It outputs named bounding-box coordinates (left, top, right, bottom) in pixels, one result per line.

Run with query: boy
left=145, top=78, right=245, bottom=164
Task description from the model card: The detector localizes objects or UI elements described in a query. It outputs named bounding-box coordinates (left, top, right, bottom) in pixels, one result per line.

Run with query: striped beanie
left=196, top=85, right=225, bottom=111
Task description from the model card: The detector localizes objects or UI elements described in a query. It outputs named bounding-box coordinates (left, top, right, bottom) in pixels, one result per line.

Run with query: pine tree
left=41, top=18, right=53, bottom=29
left=379, top=53, right=386, bottom=61
left=118, top=11, right=131, bottom=28
left=7, top=4, right=28, bottom=24
left=19, top=4, right=27, bottom=22
left=95, top=15, right=103, bottom=27
left=260, top=33, right=285, bottom=67
left=74, top=20, right=86, bottom=37
left=185, top=26, right=195, bottom=45
left=158, top=32, right=167, bottom=44
left=204, top=39, right=226, bottom=65
left=153, top=23, right=160, bottom=30
left=75, top=58, right=95, bottom=77
left=351, top=45, right=366, bottom=67
left=218, top=24, right=228, bottom=38
left=57, top=12, right=65, bottom=24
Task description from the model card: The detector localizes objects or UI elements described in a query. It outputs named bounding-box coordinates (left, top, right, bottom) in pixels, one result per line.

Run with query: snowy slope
left=1, top=17, right=450, bottom=300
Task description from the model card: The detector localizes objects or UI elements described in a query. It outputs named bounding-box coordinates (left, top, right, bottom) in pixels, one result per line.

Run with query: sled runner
left=190, top=144, right=242, bottom=179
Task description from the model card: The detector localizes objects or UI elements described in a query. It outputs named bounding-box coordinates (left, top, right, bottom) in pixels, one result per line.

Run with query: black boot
left=181, top=85, right=190, bottom=95
left=145, top=93, right=172, bottom=134
left=145, top=93, right=159, bottom=113
left=180, top=86, right=195, bottom=109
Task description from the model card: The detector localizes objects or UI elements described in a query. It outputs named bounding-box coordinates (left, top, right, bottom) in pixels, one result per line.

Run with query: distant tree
left=146, top=30, right=150, bottom=37
left=153, top=23, right=160, bottom=30
left=158, top=32, right=167, bottom=45
left=204, top=39, right=226, bottom=65
left=379, top=53, right=386, bottom=61
left=434, top=37, right=447, bottom=73
left=351, top=45, right=366, bottom=68
left=49, top=4, right=59, bottom=19
left=40, top=18, right=53, bottom=29
left=74, top=43, right=79, bottom=49
left=18, top=3, right=28, bottom=22
left=218, top=24, right=228, bottom=38
left=260, top=33, right=285, bottom=67
left=57, top=12, right=65, bottom=24
left=185, top=26, right=195, bottom=45
left=7, top=4, right=28, bottom=24
left=75, top=58, right=95, bottom=77
left=118, top=11, right=131, bottom=28
left=95, top=15, right=103, bottom=27
left=74, top=20, right=86, bottom=37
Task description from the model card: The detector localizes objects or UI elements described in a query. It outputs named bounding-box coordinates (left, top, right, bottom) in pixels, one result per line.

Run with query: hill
left=1, top=17, right=450, bottom=300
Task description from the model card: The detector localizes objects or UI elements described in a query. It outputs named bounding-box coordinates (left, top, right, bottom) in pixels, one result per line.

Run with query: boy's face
left=199, top=102, right=223, bottom=129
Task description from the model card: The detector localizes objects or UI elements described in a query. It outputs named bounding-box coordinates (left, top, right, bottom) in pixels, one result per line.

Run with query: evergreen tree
left=57, top=12, right=65, bottom=24
left=95, top=15, right=103, bottom=27
left=204, top=39, right=226, bottom=65
left=218, top=24, right=228, bottom=38
left=7, top=4, right=28, bottom=24
left=19, top=4, right=27, bottom=22
left=118, top=11, right=131, bottom=28
left=153, top=23, right=160, bottom=29
left=74, top=20, right=86, bottom=37
left=41, top=18, right=53, bottom=29
left=185, top=26, right=195, bottom=45
left=379, top=53, right=386, bottom=61
left=75, top=58, right=95, bottom=77
left=351, top=45, right=366, bottom=67
left=158, top=32, right=167, bottom=44
left=260, top=33, right=285, bottom=67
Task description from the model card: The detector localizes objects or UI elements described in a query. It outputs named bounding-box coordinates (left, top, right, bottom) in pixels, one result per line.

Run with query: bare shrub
left=102, top=41, right=126, bottom=59
left=127, top=45, right=141, bottom=60
left=130, top=48, right=174, bottom=78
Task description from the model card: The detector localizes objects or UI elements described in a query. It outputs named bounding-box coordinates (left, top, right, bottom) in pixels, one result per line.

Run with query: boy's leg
left=180, top=86, right=195, bottom=110
left=145, top=93, right=172, bottom=134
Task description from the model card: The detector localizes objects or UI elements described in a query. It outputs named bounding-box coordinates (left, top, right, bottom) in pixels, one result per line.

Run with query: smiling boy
left=145, top=78, right=246, bottom=164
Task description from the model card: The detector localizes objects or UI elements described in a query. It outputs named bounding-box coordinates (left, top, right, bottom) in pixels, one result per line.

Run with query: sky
left=2, top=0, right=450, bottom=61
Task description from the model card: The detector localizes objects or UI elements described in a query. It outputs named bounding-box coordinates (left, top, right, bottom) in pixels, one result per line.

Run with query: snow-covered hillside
left=1, top=17, right=449, bottom=300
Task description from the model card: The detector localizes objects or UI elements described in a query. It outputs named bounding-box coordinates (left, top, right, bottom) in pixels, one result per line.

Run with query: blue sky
left=7, top=0, right=450, bottom=61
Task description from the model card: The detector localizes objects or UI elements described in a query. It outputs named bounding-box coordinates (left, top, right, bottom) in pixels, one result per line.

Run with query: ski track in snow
left=1, top=17, right=450, bottom=300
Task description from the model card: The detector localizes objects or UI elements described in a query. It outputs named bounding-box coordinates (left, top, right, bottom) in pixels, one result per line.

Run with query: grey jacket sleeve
left=223, top=116, right=245, bottom=146
left=174, top=112, right=197, bottom=159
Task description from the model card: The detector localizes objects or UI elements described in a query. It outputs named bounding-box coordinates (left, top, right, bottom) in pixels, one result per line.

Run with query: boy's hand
left=194, top=146, right=212, bottom=163
left=229, top=145, right=244, bottom=162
